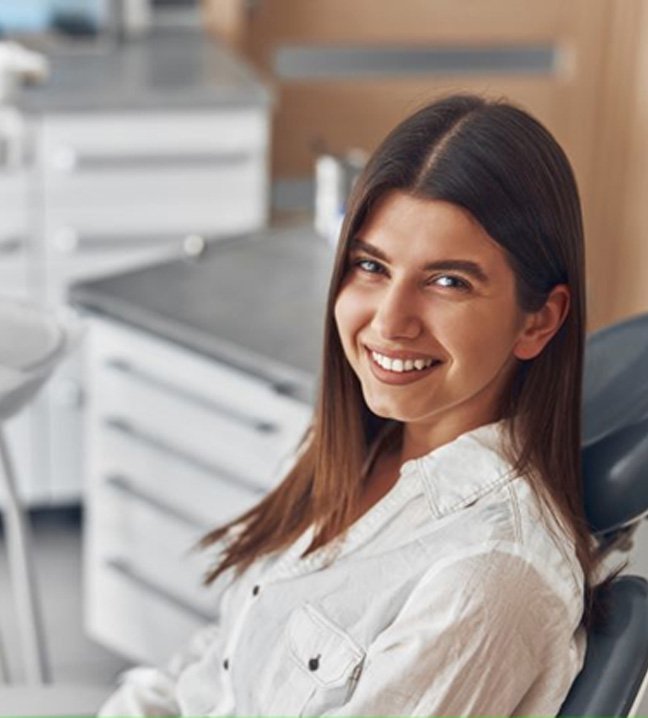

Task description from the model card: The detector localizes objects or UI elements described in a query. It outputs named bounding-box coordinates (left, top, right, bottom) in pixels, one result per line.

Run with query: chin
left=363, top=396, right=420, bottom=423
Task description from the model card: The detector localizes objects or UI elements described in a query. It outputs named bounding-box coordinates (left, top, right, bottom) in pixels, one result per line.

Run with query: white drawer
left=84, top=315, right=312, bottom=664
left=92, top=479, right=225, bottom=618
left=43, top=156, right=266, bottom=213
left=85, top=559, right=210, bottom=666
left=89, top=321, right=312, bottom=491
left=41, top=110, right=268, bottom=165
left=43, top=161, right=267, bottom=251
left=91, top=424, right=261, bottom=529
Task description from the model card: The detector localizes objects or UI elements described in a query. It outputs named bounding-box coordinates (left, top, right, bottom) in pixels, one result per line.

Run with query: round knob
left=182, top=234, right=206, bottom=258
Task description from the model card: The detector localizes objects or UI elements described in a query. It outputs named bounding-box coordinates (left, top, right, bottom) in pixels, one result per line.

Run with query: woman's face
left=334, top=190, right=537, bottom=446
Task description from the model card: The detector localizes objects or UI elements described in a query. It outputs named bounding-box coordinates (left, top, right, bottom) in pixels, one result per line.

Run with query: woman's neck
left=399, top=415, right=498, bottom=465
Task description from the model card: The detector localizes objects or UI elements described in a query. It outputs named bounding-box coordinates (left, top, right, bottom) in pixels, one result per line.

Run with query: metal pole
left=0, top=426, right=49, bottom=684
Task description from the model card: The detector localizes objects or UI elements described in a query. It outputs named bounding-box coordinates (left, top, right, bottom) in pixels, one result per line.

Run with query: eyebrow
left=349, top=238, right=491, bottom=284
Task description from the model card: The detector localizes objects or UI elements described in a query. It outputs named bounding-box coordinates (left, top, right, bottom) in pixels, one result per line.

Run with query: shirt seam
left=421, top=462, right=517, bottom=518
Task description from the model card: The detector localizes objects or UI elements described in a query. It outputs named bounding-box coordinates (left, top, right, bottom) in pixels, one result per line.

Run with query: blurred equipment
left=314, top=148, right=366, bottom=245
left=0, top=300, right=80, bottom=685
left=104, top=0, right=153, bottom=40
left=0, top=42, right=48, bottom=104
left=0, top=42, right=47, bottom=171
left=557, top=312, right=648, bottom=716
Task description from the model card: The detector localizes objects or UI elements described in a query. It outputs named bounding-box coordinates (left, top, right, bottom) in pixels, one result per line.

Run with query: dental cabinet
left=70, top=227, right=332, bottom=663
left=0, top=28, right=271, bottom=505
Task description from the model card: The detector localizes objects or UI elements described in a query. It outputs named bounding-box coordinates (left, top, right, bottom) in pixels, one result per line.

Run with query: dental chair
left=558, top=312, right=648, bottom=717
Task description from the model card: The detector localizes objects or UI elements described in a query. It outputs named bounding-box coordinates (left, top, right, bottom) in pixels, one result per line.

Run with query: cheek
left=440, top=305, right=523, bottom=367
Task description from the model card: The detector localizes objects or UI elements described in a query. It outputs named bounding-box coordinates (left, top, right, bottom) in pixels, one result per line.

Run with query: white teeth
left=370, top=351, right=437, bottom=373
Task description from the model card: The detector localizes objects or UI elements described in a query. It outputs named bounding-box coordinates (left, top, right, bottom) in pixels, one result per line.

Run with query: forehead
left=355, top=191, right=511, bottom=270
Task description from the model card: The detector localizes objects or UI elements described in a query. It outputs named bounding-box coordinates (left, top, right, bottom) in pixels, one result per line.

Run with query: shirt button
left=223, top=658, right=229, bottom=670
left=308, top=655, right=320, bottom=671
left=252, top=584, right=260, bottom=596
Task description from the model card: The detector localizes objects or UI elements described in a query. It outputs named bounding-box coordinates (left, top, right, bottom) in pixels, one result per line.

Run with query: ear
left=513, top=284, right=570, bottom=360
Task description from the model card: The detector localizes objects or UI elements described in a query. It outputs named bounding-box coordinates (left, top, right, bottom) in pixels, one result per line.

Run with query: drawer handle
left=105, top=417, right=267, bottom=495
left=51, top=230, right=197, bottom=254
left=104, top=474, right=210, bottom=531
left=105, top=558, right=215, bottom=622
left=51, top=149, right=253, bottom=172
left=105, top=358, right=280, bottom=434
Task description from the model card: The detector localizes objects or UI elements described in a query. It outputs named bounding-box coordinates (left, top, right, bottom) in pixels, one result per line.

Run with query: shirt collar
left=267, top=421, right=516, bottom=581
left=405, top=420, right=516, bottom=519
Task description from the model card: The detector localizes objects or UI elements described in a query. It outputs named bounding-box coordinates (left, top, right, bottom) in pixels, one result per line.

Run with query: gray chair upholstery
left=558, top=313, right=648, bottom=717
left=559, top=577, right=648, bottom=717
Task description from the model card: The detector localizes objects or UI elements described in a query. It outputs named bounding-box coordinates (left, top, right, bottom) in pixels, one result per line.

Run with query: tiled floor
left=1, top=508, right=648, bottom=716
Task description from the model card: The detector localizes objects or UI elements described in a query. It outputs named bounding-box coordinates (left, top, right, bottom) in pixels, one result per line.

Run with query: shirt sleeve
left=324, top=550, right=580, bottom=717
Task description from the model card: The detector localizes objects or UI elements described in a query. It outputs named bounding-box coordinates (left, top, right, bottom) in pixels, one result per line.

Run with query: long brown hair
left=201, top=94, right=604, bottom=626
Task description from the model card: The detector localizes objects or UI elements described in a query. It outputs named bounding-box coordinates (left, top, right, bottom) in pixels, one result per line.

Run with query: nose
left=371, top=280, right=423, bottom=341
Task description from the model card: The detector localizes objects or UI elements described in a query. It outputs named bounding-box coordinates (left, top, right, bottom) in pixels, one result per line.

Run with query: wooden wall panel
left=221, top=0, right=572, bottom=53
left=606, top=0, right=648, bottom=323
left=202, top=0, right=607, bottom=185
left=275, top=77, right=559, bottom=176
left=584, top=0, right=648, bottom=327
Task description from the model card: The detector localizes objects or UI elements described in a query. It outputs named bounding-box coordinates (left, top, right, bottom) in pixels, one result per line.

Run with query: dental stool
left=0, top=299, right=108, bottom=714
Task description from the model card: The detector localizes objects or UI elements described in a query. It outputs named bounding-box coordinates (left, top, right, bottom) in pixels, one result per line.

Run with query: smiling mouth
left=369, top=349, right=442, bottom=374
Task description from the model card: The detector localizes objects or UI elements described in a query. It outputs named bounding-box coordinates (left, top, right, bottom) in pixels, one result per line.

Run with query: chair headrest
left=582, top=414, right=648, bottom=535
left=583, top=313, right=648, bottom=446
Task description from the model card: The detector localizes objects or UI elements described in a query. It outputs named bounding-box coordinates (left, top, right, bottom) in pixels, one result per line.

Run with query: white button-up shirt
left=98, top=422, right=586, bottom=717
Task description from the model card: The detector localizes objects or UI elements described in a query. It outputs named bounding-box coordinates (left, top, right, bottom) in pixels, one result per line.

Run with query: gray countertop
left=19, top=27, right=271, bottom=113
left=69, top=226, right=335, bottom=403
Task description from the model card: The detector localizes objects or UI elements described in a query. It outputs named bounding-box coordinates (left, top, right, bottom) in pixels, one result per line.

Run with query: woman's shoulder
left=410, top=422, right=584, bottom=622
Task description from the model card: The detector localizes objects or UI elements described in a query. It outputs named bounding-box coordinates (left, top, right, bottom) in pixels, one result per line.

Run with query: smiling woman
left=335, top=194, right=569, bottom=459
left=99, top=95, right=607, bottom=718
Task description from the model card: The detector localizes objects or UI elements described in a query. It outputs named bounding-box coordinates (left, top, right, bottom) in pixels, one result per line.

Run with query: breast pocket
left=260, top=603, right=365, bottom=717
